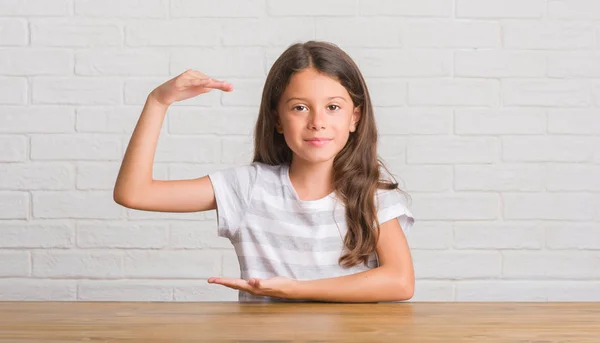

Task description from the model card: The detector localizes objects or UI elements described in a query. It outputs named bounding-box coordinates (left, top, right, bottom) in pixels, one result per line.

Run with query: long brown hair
left=252, top=41, right=407, bottom=268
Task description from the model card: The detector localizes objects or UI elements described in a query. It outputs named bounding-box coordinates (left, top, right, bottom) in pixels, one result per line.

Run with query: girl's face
left=275, top=67, right=361, bottom=165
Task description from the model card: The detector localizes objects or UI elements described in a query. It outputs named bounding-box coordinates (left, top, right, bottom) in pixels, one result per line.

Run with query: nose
left=308, top=108, right=326, bottom=130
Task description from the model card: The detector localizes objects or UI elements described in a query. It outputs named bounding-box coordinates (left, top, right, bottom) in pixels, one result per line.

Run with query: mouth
left=305, top=138, right=332, bottom=147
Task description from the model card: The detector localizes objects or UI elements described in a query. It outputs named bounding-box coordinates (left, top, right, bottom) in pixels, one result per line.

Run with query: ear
left=350, top=106, right=361, bottom=132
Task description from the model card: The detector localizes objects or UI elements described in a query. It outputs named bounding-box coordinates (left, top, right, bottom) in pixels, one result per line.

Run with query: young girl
left=114, top=41, right=415, bottom=303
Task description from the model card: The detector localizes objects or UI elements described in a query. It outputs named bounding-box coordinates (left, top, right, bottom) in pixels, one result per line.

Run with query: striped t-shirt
left=208, top=161, right=415, bottom=302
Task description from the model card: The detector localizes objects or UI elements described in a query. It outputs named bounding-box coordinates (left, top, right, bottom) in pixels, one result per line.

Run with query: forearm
left=290, top=266, right=414, bottom=303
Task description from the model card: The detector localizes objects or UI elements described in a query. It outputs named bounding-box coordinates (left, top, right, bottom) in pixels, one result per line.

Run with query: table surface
left=1, top=301, right=599, bottom=342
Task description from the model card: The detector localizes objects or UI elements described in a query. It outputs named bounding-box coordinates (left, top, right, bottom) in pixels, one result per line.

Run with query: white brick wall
left=0, top=0, right=599, bottom=302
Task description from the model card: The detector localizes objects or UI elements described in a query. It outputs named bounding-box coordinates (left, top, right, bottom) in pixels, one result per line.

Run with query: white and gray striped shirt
left=208, top=162, right=415, bottom=302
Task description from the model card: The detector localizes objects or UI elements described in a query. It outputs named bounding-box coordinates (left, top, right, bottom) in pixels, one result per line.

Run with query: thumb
left=249, top=278, right=261, bottom=288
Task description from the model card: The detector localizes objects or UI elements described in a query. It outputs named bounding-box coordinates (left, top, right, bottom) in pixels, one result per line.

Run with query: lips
left=305, top=138, right=332, bottom=142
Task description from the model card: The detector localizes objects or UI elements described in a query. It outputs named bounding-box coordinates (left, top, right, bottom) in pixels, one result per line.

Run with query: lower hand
left=208, top=276, right=298, bottom=299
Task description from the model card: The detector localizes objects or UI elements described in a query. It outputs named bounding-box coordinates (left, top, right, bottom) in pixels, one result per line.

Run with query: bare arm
left=113, top=70, right=233, bottom=212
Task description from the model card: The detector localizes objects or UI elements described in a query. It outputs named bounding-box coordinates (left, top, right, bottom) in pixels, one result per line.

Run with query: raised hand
left=149, top=69, right=233, bottom=106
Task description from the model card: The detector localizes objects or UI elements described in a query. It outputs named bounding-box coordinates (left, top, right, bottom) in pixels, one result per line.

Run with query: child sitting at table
left=113, top=40, right=416, bottom=303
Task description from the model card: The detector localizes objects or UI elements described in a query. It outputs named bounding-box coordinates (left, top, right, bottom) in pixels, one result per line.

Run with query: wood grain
left=1, top=302, right=599, bottom=342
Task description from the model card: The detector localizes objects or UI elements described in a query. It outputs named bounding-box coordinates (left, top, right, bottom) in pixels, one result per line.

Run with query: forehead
left=282, top=68, right=349, bottom=99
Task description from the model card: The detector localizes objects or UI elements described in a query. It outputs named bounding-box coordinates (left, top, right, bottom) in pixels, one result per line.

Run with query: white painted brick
left=409, top=79, right=499, bottom=106
left=0, top=221, right=74, bottom=248
left=359, top=0, right=453, bottom=17
left=503, top=193, right=596, bottom=221
left=546, top=223, right=600, bottom=250
left=0, top=135, right=27, bottom=162
left=78, top=280, right=173, bottom=301
left=455, top=164, right=545, bottom=191
left=0, top=251, right=30, bottom=276
left=503, top=21, right=595, bottom=49
left=0, top=0, right=71, bottom=16
left=547, top=0, right=600, bottom=20
left=222, top=19, right=315, bottom=47
left=169, top=163, right=234, bottom=180
left=316, top=18, right=402, bottom=48
left=406, top=20, right=499, bottom=48
left=122, top=250, right=221, bottom=278
left=171, top=48, right=265, bottom=78
left=546, top=282, right=600, bottom=301
left=76, top=162, right=168, bottom=190
left=409, top=281, right=454, bottom=302
left=33, top=250, right=123, bottom=278
left=548, top=52, right=600, bottom=78
left=356, top=50, right=451, bottom=77
left=405, top=221, right=453, bottom=250
left=0, top=49, right=73, bottom=75
left=126, top=20, right=219, bottom=47
left=76, top=49, right=169, bottom=76
left=31, top=134, right=122, bottom=161
left=410, top=194, right=499, bottom=220
left=172, top=0, right=265, bottom=18
left=124, top=78, right=220, bottom=106
left=367, top=80, right=407, bottom=107
left=268, top=0, right=356, bottom=16
left=0, top=192, right=28, bottom=219
left=456, top=0, right=544, bottom=18
left=222, top=249, right=240, bottom=278
left=0, top=106, right=75, bottom=133
left=33, top=191, right=124, bottom=219
left=388, top=165, right=452, bottom=192
left=412, top=250, right=502, bottom=279
left=503, top=79, right=591, bottom=107
left=126, top=207, right=210, bottom=221
left=454, top=222, right=545, bottom=249
left=0, top=77, right=27, bottom=104
left=502, top=136, right=595, bottom=162
left=169, top=221, right=232, bottom=249
left=454, top=51, right=546, bottom=77
left=503, top=251, right=600, bottom=279
left=455, top=109, right=546, bottom=135
left=220, top=79, right=263, bottom=107
left=77, top=221, right=169, bottom=249
left=547, top=164, right=600, bottom=191
left=220, top=136, right=255, bottom=164
left=0, top=279, right=76, bottom=300
left=147, top=136, right=220, bottom=163
left=77, top=106, right=166, bottom=133
left=173, top=280, right=238, bottom=301
left=0, top=163, right=75, bottom=190
left=168, top=108, right=257, bottom=135
left=32, top=77, right=122, bottom=105
left=548, top=110, right=600, bottom=135
left=0, top=19, right=28, bottom=46
left=31, top=19, right=122, bottom=47
left=378, top=136, right=407, bottom=166
left=456, top=281, right=547, bottom=301
left=75, top=0, right=167, bottom=18
left=407, top=137, right=498, bottom=164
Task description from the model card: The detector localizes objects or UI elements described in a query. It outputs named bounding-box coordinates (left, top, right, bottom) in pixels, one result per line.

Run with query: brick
left=31, top=134, right=122, bottom=160
left=268, top=0, right=356, bottom=16
left=406, top=20, right=499, bottom=48
left=548, top=52, right=600, bottom=78
left=405, top=221, right=453, bottom=250
left=173, top=280, right=238, bottom=301
left=169, top=221, right=232, bottom=249
left=0, top=251, right=30, bottom=276
left=547, top=0, right=600, bottom=20
left=77, top=221, right=168, bottom=249
left=412, top=250, right=501, bottom=278
left=0, top=77, right=27, bottom=104
left=546, top=282, right=600, bottom=301
left=33, top=250, right=123, bottom=278
left=169, top=164, right=233, bottom=180
left=368, top=80, right=407, bottom=107
left=0, top=192, right=28, bottom=219
left=0, top=49, right=73, bottom=75
left=32, top=77, right=122, bottom=105
left=77, top=106, right=165, bottom=133
left=316, top=18, right=402, bottom=48
left=146, top=136, right=220, bottom=163
left=0, top=221, right=74, bottom=248
left=378, top=136, right=407, bottom=166
left=76, top=49, right=169, bottom=76
left=220, top=136, right=256, bottom=164
left=503, top=251, right=600, bottom=279
left=0, top=135, right=27, bottom=162
left=503, top=193, right=596, bottom=221
left=126, top=20, right=219, bottom=47
left=547, top=164, right=600, bottom=191
left=0, top=19, right=28, bottom=46
left=0, top=163, right=75, bottom=190
left=222, top=19, right=314, bottom=46
left=502, top=136, right=595, bottom=162
left=456, top=281, right=547, bottom=301
left=0, top=279, right=76, bottom=300
left=33, top=191, right=124, bottom=219
left=31, top=19, right=122, bottom=47
left=503, top=21, right=595, bottom=49
left=124, top=78, right=220, bottom=106
left=455, top=164, right=545, bottom=191
left=0, top=0, right=71, bottom=15
left=78, top=280, right=173, bottom=301
left=457, top=0, right=544, bottom=18
left=168, top=107, right=257, bottom=135
left=548, top=109, right=600, bottom=135
left=170, top=48, right=265, bottom=78
left=455, top=109, right=546, bottom=135
left=0, top=106, right=75, bottom=133
left=356, top=50, right=451, bottom=77
left=171, top=0, right=264, bottom=18
left=409, top=281, right=454, bottom=302
left=410, top=194, right=499, bottom=220
left=454, top=222, right=544, bottom=249
left=407, top=137, right=498, bottom=164
left=409, top=79, right=499, bottom=106
left=454, top=51, right=546, bottom=77
left=359, top=0, right=452, bottom=17
left=388, top=165, right=452, bottom=192
left=503, top=79, right=591, bottom=107
left=222, top=249, right=240, bottom=278
left=76, top=162, right=168, bottom=190
left=546, top=223, right=600, bottom=250
left=122, top=250, right=221, bottom=278
left=219, top=79, right=263, bottom=107
left=75, top=0, right=167, bottom=18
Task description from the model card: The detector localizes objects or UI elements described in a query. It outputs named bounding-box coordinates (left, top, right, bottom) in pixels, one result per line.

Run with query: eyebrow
left=285, top=96, right=347, bottom=104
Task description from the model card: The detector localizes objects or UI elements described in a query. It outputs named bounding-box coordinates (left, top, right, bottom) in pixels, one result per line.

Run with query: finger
left=248, top=278, right=261, bottom=288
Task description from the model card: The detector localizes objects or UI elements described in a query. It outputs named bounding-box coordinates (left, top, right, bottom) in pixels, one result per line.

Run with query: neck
left=288, top=158, right=335, bottom=201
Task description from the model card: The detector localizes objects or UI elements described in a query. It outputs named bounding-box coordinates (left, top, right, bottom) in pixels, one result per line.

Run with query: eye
left=292, top=105, right=308, bottom=111
left=328, top=105, right=340, bottom=111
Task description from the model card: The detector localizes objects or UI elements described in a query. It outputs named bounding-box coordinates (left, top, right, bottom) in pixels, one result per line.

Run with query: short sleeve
left=208, top=163, right=259, bottom=239
left=375, top=188, right=415, bottom=234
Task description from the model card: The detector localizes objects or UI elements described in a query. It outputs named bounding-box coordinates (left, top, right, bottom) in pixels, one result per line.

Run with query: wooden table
left=1, top=302, right=599, bottom=342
